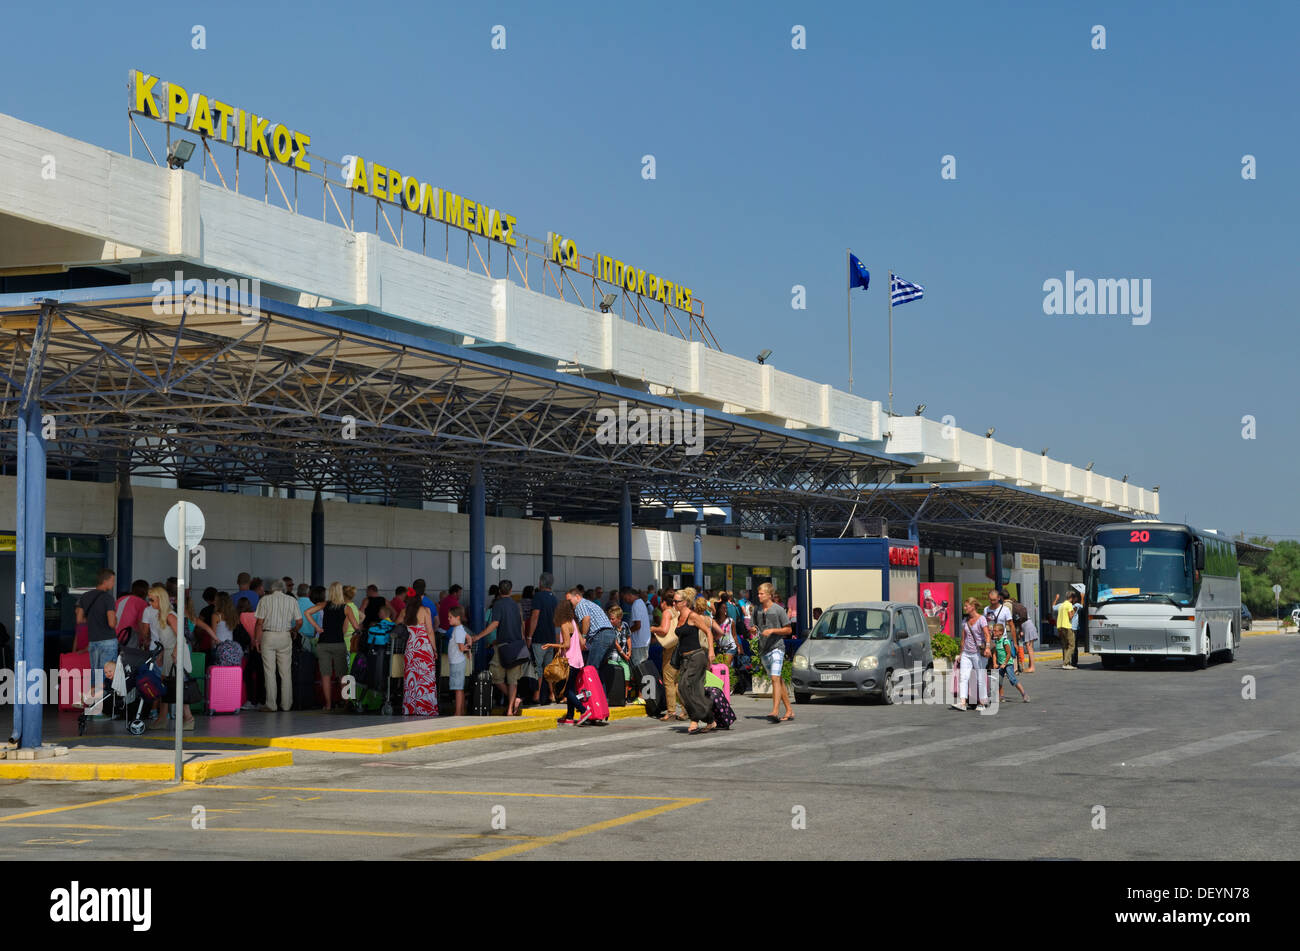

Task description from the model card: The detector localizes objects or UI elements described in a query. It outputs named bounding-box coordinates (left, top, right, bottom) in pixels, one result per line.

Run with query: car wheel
left=880, top=669, right=895, bottom=705
left=794, top=690, right=812, bottom=704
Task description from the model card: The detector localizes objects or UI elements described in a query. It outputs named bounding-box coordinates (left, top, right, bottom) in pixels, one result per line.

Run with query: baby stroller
left=76, top=644, right=165, bottom=737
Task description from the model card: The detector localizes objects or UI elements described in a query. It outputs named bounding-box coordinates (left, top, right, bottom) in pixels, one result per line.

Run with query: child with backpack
left=992, top=623, right=1029, bottom=703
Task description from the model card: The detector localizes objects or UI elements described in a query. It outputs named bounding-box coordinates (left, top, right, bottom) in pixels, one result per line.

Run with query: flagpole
left=846, top=248, right=853, bottom=394
left=888, top=270, right=894, bottom=427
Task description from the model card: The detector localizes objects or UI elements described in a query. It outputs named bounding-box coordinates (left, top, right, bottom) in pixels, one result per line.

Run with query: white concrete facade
left=0, top=112, right=1155, bottom=514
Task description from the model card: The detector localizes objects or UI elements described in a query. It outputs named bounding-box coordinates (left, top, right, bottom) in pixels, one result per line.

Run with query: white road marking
left=836, top=727, right=1038, bottom=769
left=1255, top=751, right=1300, bottom=767
left=549, top=723, right=817, bottom=768
left=1121, top=730, right=1278, bottom=767
left=983, top=727, right=1156, bottom=767
left=417, top=728, right=646, bottom=769
left=705, top=725, right=925, bottom=769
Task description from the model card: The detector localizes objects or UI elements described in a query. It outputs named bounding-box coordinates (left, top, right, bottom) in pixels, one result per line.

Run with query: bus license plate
left=821, top=673, right=842, bottom=682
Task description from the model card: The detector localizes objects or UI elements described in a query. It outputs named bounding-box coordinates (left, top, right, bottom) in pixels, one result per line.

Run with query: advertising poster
left=959, top=581, right=1019, bottom=615
left=919, top=582, right=955, bottom=637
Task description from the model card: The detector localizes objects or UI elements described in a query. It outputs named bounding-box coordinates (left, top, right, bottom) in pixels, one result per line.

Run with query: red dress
left=402, top=623, right=439, bottom=716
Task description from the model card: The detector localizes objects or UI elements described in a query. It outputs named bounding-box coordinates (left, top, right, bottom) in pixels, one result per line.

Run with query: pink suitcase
left=58, top=651, right=91, bottom=711
left=578, top=665, right=610, bottom=722
left=207, top=665, right=243, bottom=715
left=709, top=663, right=731, bottom=698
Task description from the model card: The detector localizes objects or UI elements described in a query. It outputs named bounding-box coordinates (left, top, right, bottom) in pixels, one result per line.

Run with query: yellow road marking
left=201, top=783, right=685, bottom=802
left=472, top=797, right=709, bottom=861
left=1, top=821, right=535, bottom=841
left=0, top=785, right=191, bottom=823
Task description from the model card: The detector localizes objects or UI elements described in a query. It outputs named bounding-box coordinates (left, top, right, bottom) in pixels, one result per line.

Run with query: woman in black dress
left=672, top=587, right=727, bottom=735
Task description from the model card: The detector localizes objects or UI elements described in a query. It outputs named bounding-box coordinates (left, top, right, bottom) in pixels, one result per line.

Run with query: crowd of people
left=77, top=566, right=795, bottom=731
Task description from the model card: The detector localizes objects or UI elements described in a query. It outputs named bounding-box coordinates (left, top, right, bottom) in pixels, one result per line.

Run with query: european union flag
left=849, top=253, right=870, bottom=290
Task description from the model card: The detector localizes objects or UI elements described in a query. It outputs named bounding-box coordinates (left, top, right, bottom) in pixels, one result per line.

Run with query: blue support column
left=310, top=491, right=324, bottom=588
left=993, top=536, right=1004, bottom=591
left=469, top=463, right=486, bottom=657
left=116, top=464, right=133, bottom=586
left=541, top=515, right=553, bottom=574
left=692, top=528, right=703, bottom=590
left=618, top=483, right=632, bottom=591
left=16, top=401, right=47, bottom=748
left=796, top=508, right=810, bottom=636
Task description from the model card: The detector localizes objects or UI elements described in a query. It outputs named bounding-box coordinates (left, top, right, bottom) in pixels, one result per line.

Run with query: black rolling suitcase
left=291, top=649, right=319, bottom=710
left=600, top=664, right=627, bottom=707
left=636, top=658, right=664, bottom=718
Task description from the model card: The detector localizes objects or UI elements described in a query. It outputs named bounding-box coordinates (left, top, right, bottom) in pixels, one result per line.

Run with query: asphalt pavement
left=2, top=636, right=1296, bottom=861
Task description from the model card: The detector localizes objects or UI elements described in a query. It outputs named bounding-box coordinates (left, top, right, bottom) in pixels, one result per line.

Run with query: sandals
left=766, top=714, right=781, bottom=723
left=779, top=713, right=794, bottom=722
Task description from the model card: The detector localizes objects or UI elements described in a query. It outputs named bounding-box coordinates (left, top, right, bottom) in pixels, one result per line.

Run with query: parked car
left=1240, top=605, right=1252, bottom=631
left=791, top=601, right=933, bottom=705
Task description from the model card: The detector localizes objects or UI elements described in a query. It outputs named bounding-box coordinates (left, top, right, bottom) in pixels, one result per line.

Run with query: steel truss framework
left=732, top=483, right=1149, bottom=562
left=0, top=287, right=913, bottom=528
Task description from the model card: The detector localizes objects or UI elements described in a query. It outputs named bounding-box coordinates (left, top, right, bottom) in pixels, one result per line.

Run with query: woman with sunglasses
left=145, top=585, right=195, bottom=731
left=673, top=588, right=727, bottom=735
left=952, top=598, right=992, bottom=711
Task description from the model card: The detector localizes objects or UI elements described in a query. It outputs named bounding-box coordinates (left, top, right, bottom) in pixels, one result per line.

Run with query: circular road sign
left=164, top=501, right=206, bottom=551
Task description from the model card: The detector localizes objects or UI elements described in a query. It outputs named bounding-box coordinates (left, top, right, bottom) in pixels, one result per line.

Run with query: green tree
left=1239, top=538, right=1300, bottom=618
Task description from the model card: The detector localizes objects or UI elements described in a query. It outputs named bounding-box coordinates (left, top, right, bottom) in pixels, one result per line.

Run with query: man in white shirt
left=624, top=587, right=652, bottom=667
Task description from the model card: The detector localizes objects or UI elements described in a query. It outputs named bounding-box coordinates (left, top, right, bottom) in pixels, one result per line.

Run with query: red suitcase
left=207, top=665, right=243, bottom=715
left=58, top=651, right=91, bottom=711
left=577, top=665, right=609, bottom=722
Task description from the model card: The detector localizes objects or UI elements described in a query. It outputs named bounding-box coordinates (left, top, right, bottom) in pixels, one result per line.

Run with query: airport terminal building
left=0, top=73, right=1188, bottom=744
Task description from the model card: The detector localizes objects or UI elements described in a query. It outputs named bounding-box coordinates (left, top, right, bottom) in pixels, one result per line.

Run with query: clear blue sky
left=3, top=0, right=1296, bottom=538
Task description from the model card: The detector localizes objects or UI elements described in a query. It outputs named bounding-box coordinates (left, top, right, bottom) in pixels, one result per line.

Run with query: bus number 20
left=1130, top=530, right=1150, bottom=543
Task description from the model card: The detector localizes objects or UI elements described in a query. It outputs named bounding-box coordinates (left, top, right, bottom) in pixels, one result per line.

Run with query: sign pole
left=846, top=248, right=853, bottom=394
left=887, top=270, right=894, bottom=426
left=174, top=503, right=185, bottom=782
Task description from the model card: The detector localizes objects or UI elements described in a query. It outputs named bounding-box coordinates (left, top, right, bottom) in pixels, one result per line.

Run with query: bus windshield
left=1089, top=528, right=1194, bottom=607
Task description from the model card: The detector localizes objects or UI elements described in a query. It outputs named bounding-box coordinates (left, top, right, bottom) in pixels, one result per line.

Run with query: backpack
left=1010, top=601, right=1029, bottom=627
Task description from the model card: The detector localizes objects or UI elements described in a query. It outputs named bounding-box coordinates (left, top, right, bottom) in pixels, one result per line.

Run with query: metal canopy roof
left=0, top=285, right=912, bottom=524
left=732, top=481, right=1149, bottom=562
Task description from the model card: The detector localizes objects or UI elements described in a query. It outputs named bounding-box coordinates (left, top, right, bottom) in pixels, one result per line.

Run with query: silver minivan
left=791, top=601, right=933, bottom=704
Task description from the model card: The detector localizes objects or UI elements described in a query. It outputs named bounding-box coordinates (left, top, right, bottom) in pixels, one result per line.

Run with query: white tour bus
left=1080, top=521, right=1242, bottom=669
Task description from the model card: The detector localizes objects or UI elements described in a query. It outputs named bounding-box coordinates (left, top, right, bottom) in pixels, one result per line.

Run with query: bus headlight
left=1171, top=635, right=1190, bottom=642
left=1093, top=633, right=1110, bottom=642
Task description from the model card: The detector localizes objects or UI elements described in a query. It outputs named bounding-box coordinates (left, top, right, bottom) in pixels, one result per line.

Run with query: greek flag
left=890, top=274, right=924, bottom=306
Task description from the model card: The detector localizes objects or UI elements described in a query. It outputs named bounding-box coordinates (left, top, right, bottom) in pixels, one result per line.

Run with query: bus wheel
left=1196, top=651, right=1210, bottom=670
left=1101, top=654, right=1116, bottom=670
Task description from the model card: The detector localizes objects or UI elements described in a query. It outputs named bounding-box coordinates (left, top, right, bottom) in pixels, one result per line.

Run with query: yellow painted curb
left=503, top=705, right=646, bottom=721
left=172, top=716, right=554, bottom=754
left=0, top=750, right=293, bottom=783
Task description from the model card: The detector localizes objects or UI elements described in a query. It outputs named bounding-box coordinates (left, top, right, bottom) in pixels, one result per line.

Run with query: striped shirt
left=254, top=591, right=302, bottom=633
left=574, top=598, right=614, bottom=633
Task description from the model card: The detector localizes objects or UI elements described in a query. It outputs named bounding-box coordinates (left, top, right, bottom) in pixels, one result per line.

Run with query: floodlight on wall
left=1122, top=474, right=1129, bottom=482
left=915, top=404, right=926, bottom=415
left=599, top=292, right=618, bottom=313
left=1085, top=461, right=1094, bottom=471
left=167, top=139, right=196, bottom=169
left=756, top=349, right=773, bottom=365
left=1041, top=448, right=1049, bottom=456
left=985, top=427, right=995, bottom=438
left=1153, top=485, right=1160, bottom=492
